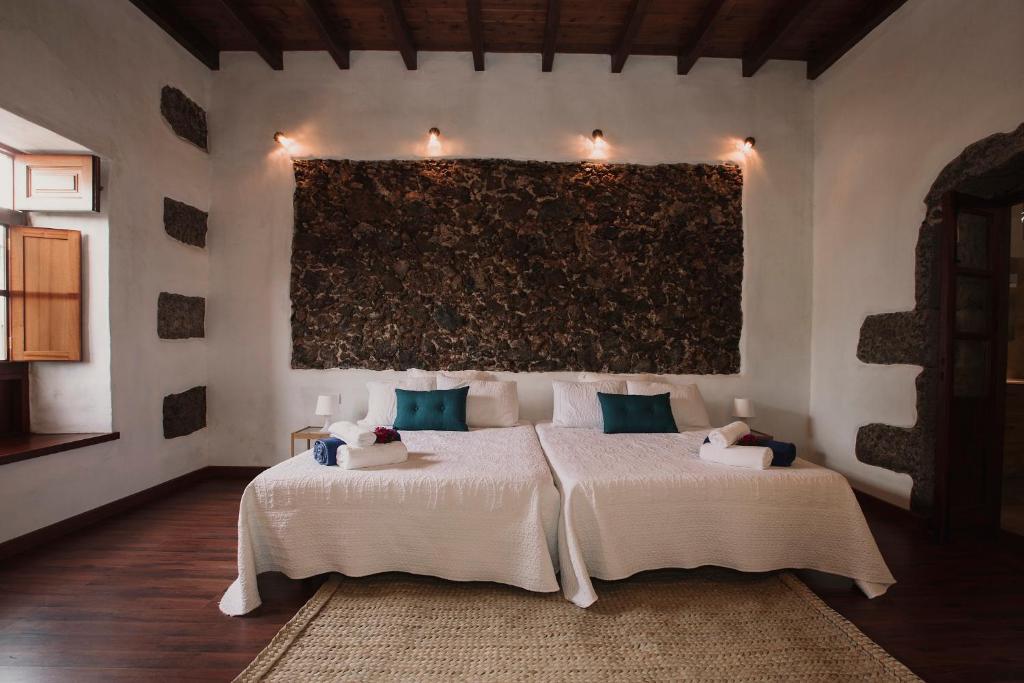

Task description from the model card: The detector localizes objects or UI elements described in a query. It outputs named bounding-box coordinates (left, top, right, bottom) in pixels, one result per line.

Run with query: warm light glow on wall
left=721, top=136, right=760, bottom=164
left=426, top=127, right=443, bottom=157
left=273, top=130, right=304, bottom=157
left=589, top=129, right=609, bottom=160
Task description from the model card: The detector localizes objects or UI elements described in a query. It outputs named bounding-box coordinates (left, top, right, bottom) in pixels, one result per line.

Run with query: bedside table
left=291, top=426, right=329, bottom=457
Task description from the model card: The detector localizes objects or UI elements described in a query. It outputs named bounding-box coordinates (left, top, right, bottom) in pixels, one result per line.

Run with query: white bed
left=220, top=423, right=560, bottom=616
left=534, top=423, right=896, bottom=608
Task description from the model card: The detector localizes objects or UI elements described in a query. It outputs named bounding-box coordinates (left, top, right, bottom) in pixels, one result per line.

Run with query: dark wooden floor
left=0, top=478, right=1021, bottom=682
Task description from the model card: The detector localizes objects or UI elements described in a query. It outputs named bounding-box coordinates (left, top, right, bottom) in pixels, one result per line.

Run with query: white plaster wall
left=209, top=52, right=814, bottom=466
left=0, top=0, right=210, bottom=542
left=810, top=0, right=1024, bottom=506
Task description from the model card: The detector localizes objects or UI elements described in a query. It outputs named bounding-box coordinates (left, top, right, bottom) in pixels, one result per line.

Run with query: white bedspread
left=534, top=423, right=896, bottom=608
left=220, top=424, right=560, bottom=615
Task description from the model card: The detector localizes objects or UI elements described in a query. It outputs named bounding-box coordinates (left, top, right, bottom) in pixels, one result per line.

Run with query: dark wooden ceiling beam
left=128, top=0, right=219, bottom=70
left=806, top=0, right=908, bottom=79
left=466, top=0, right=485, bottom=71
left=541, top=0, right=561, bottom=72
left=742, top=0, right=816, bottom=77
left=677, top=0, right=736, bottom=75
left=380, top=0, right=417, bottom=70
left=611, top=0, right=653, bottom=73
left=216, top=0, right=283, bottom=70
left=298, top=0, right=350, bottom=69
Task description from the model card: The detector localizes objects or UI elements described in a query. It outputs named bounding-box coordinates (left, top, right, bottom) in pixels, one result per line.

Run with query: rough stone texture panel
left=157, top=292, right=205, bottom=339
left=163, top=197, right=208, bottom=248
left=856, top=121, right=1024, bottom=514
left=163, top=386, right=206, bottom=439
left=160, top=85, right=208, bottom=151
left=857, top=310, right=936, bottom=367
left=290, top=159, right=744, bottom=374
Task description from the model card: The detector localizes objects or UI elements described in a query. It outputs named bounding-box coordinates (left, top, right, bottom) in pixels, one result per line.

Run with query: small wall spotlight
left=743, top=136, right=756, bottom=152
left=426, top=127, right=443, bottom=156
left=274, top=131, right=286, bottom=144
left=589, top=129, right=609, bottom=160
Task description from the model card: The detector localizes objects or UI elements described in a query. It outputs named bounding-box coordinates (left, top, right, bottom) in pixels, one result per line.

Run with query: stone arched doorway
left=854, top=122, right=1024, bottom=515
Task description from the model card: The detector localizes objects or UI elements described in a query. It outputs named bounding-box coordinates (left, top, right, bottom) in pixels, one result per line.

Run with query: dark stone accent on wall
left=290, top=159, right=744, bottom=373
left=857, top=310, right=937, bottom=367
left=855, top=122, right=1024, bottom=514
left=163, top=386, right=206, bottom=439
left=160, top=86, right=208, bottom=152
left=157, top=292, right=205, bottom=339
left=163, top=197, right=208, bottom=248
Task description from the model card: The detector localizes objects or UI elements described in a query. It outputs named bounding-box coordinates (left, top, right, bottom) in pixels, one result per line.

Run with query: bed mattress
left=220, top=423, right=560, bottom=615
left=534, top=423, right=896, bottom=608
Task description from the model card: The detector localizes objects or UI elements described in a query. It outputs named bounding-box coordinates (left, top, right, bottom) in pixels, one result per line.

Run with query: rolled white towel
left=341, top=441, right=409, bottom=470
left=708, top=421, right=750, bottom=448
left=699, top=443, right=771, bottom=470
left=328, top=421, right=377, bottom=447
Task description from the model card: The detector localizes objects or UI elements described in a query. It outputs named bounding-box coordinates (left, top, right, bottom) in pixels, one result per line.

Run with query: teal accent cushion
left=394, top=386, right=470, bottom=431
left=597, top=392, right=678, bottom=434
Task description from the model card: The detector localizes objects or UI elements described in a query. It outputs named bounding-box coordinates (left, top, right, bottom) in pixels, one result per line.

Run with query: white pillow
left=577, top=372, right=660, bottom=383
left=552, top=379, right=626, bottom=429
left=627, top=380, right=711, bottom=429
left=359, top=377, right=436, bottom=427
left=407, top=368, right=494, bottom=380
left=436, top=375, right=519, bottom=428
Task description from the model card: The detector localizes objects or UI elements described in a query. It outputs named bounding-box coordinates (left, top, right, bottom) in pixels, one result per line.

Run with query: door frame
left=934, top=191, right=1015, bottom=541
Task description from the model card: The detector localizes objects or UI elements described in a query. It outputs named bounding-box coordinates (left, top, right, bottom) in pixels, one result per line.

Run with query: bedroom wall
left=208, top=52, right=814, bottom=466
left=810, top=0, right=1024, bottom=507
left=0, top=0, right=211, bottom=542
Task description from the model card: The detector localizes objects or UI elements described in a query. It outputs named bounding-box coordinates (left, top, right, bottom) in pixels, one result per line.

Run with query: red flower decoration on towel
left=373, top=427, right=401, bottom=444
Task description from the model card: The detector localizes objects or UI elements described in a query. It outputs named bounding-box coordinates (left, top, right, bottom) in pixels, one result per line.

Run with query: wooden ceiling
left=130, top=0, right=907, bottom=79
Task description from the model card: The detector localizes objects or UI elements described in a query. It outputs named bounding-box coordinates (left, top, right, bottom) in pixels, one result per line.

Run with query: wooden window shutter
left=8, top=226, right=82, bottom=361
left=13, top=154, right=100, bottom=212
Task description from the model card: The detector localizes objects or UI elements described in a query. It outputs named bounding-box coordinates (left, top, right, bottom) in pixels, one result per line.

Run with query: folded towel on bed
left=328, top=421, right=377, bottom=447
left=342, top=441, right=409, bottom=470
left=699, top=443, right=772, bottom=470
left=710, top=434, right=799, bottom=467
left=763, top=439, right=797, bottom=467
left=313, top=437, right=344, bottom=466
left=708, top=421, right=750, bottom=448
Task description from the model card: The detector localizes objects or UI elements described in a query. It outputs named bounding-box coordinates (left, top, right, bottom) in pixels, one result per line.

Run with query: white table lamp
left=315, top=394, right=335, bottom=431
left=733, top=398, right=756, bottom=422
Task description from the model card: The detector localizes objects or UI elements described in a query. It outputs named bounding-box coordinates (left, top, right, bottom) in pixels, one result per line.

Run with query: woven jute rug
left=234, top=569, right=919, bottom=682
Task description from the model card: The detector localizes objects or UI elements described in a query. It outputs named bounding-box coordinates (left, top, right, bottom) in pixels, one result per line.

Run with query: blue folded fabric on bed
left=313, top=437, right=344, bottom=466
left=763, top=440, right=797, bottom=467
left=702, top=434, right=797, bottom=467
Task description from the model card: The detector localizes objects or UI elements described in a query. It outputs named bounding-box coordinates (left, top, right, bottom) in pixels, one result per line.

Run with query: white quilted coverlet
left=534, top=423, right=896, bottom=608
left=220, top=424, right=560, bottom=615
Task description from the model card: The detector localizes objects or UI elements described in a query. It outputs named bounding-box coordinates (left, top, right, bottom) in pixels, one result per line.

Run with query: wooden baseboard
left=204, top=465, right=267, bottom=479
left=0, top=465, right=267, bottom=562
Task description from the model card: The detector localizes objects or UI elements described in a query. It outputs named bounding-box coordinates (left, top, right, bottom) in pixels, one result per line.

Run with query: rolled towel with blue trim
left=313, top=437, right=344, bottom=466
left=328, top=421, right=376, bottom=447
left=764, top=440, right=797, bottom=467
left=708, top=421, right=750, bottom=448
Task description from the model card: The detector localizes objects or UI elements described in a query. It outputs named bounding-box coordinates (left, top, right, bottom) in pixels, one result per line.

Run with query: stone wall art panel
left=291, top=159, right=743, bottom=373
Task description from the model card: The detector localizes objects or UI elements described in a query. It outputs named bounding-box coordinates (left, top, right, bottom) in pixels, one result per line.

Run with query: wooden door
left=7, top=226, right=82, bottom=361
left=935, top=192, right=1011, bottom=540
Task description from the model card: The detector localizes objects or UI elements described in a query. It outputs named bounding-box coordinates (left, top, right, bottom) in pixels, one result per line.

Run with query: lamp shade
left=732, top=398, right=756, bottom=419
left=315, top=394, right=335, bottom=417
